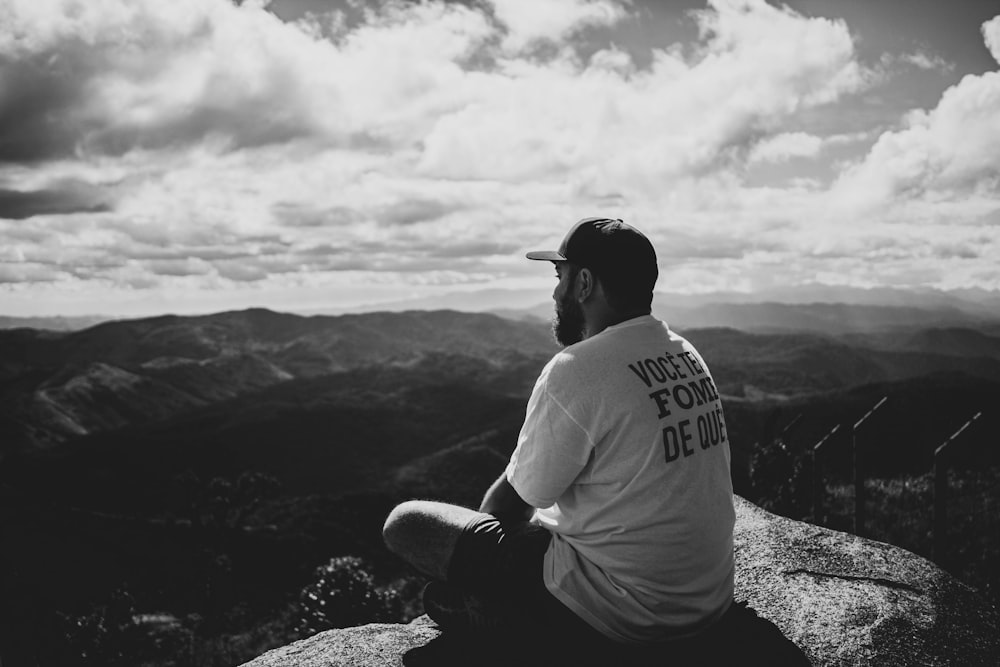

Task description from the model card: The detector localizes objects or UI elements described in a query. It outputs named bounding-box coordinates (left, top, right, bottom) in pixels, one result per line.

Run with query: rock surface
left=240, top=616, right=441, bottom=667
left=732, top=496, right=998, bottom=665
left=241, top=496, right=1000, bottom=667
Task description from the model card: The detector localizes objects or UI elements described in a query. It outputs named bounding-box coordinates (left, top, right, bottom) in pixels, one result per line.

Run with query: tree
left=750, top=410, right=809, bottom=518
left=297, top=556, right=401, bottom=636
left=55, top=587, right=145, bottom=666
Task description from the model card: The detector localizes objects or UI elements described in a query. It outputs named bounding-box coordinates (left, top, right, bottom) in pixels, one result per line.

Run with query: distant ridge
left=316, top=284, right=1000, bottom=321
left=660, top=301, right=1000, bottom=335
left=496, top=300, right=1000, bottom=335
left=7, top=284, right=997, bottom=330
left=0, top=308, right=556, bottom=452
left=5, top=305, right=1000, bottom=461
left=0, top=314, right=115, bottom=331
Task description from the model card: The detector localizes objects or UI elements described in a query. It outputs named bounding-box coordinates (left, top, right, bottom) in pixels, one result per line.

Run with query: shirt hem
left=506, top=468, right=554, bottom=509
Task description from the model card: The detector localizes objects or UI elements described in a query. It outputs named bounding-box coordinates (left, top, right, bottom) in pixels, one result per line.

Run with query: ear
left=576, top=267, right=595, bottom=302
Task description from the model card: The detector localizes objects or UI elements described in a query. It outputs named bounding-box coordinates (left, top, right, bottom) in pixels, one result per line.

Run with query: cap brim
left=525, top=250, right=566, bottom=261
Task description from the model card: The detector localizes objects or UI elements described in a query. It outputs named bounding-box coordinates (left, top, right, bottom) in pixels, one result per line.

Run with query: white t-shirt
left=506, top=315, right=735, bottom=644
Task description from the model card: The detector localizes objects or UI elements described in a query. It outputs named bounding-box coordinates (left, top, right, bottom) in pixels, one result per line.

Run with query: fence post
left=853, top=396, right=887, bottom=537
left=933, top=411, right=982, bottom=566
left=812, top=423, right=841, bottom=524
left=933, top=451, right=947, bottom=566
left=780, top=413, right=802, bottom=446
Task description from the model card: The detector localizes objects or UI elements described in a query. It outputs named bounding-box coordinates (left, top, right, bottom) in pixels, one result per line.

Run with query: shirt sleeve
left=505, top=364, right=594, bottom=508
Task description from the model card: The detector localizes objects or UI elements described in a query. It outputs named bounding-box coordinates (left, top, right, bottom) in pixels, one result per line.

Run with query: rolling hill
left=0, top=308, right=557, bottom=453
left=2, top=305, right=998, bottom=667
left=505, top=300, right=1000, bottom=335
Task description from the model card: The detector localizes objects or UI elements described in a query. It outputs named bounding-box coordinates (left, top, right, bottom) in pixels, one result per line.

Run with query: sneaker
left=421, top=581, right=507, bottom=634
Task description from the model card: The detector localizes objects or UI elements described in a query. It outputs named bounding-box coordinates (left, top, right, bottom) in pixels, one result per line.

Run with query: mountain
left=670, top=302, right=995, bottom=333
left=0, top=314, right=115, bottom=331
left=391, top=429, right=511, bottom=508
left=4, top=285, right=997, bottom=331
left=481, top=280, right=1000, bottom=334
left=0, top=308, right=555, bottom=374
left=0, top=308, right=557, bottom=453
left=842, top=327, right=1000, bottom=359
left=5, top=308, right=999, bottom=509
left=498, top=300, right=1000, bottom=334
left=6, top=306, right=1000, bottom=457
left=3, top=304, right=998, bottom=667
left=13, top=353, right=533, bottom=513
left=323, top=284, right=1000, bottom=321
left=683, top=327, right=1000, bottom=398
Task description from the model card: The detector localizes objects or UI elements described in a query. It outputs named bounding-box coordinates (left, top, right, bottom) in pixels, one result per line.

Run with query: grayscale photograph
left=1, top=0, right=998, bottom=665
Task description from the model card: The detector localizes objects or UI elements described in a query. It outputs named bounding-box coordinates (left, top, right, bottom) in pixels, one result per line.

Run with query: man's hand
left=480, top=473, right=534, bottom=522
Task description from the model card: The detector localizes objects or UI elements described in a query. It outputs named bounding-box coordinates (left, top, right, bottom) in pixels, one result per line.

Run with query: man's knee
left=381, top=500, right=481, bottom=580
left=382, top=500, right=426, bottom=555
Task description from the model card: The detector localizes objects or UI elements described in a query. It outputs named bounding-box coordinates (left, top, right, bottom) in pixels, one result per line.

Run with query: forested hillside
left=1, top=307, right=998, bottom=666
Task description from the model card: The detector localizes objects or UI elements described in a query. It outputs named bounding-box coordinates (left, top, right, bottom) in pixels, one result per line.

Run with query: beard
left=552, top=292, right=585, bottom=347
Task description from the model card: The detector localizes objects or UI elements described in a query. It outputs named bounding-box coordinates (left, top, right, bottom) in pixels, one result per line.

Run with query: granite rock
left=731, top=496, right=999, bottom=665
left=241, top=496, right=1000, bottom=666
left=239, top=616, right=439, bottom=667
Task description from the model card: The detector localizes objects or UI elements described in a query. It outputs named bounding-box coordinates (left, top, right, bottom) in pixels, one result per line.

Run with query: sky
left=1, top=0, right=1000, bottom=317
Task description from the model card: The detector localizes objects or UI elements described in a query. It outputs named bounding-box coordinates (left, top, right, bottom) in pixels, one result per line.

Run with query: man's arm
left=480, top=472, right=534, bottom=522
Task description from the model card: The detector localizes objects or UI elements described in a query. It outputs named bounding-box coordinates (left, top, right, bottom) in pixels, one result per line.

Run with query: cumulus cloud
left=488, top=0, right=626, bottom=52
left=377, top=197, right=462, bottom=225
left=1, top=0, right=993, bottom=312
left=835, top=14, right=1000, bottom=205
left=0, top=179, right=112, bottom=219
left=0, top=0, right=501, bottom=164
left=877, top=50, right=953, bottom=75
left=0, top=0, right=314, bottom=161
left=984, top=14, right=1000, bottom=64
left=272, top=203, right=364, bottom=228
left=143, top=258, right=213, bottom=277
left=424, top=240, right=520, bottom=259
left=419, top=0, right=864, bottom=194
left=899, top=51, right=952, bottom=72
left=748, top=132, right=825, bottom=164
left=0, top=262, right=66, bottom=284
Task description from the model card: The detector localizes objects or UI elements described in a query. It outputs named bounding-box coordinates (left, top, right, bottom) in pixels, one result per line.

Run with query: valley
left=1, top=305, right=998, bottom=665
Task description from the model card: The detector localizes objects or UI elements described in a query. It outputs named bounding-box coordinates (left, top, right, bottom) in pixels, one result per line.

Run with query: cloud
left=3, top=0, right=995, bottom=312
left=0, top=262, right=66, bottom=284
left=877, top=50, right=953, bottom=75
left=984, top=14, right=1000, bottom=64
left=0, top=1, right=303, bottom=161
left=0, top=180, right=112, bottom=219
left=377, top=197, right=461, bottom=225
left=214, top=261, right=269, bottom=282
left=424, top=240, right=520, bottom=259
left=898, top=51, right=952, bottom=72
left=488, top=0, right=626, bottom=52
left=142, top=258, right=213, bottom=277
left=272, top=203, right=364, bottom=228
left=2, top=0, right=862, bottom=187
left=0, top=0, right=483, bottom=163
left=834, top=15, right=1000, bottom=205
left=748, top=132, right=825, bottom=164
left=420, top=0, right=864, bottom=190
left=933, top=241, right=980, bottom=260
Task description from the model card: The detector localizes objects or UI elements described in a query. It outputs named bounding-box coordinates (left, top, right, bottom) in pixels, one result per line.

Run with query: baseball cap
left=526, top=217, right=658, bottom=293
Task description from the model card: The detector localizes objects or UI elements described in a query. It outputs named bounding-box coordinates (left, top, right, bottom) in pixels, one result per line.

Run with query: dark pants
left=439, top=514, right=810, bottom=667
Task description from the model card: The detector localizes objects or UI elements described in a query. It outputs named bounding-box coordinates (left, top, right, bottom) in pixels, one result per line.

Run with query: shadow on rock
left=404, top=600, right=809, bottom=667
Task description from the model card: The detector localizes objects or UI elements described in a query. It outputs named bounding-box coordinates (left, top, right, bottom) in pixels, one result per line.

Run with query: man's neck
left=583, top=308, right=650, bottom=340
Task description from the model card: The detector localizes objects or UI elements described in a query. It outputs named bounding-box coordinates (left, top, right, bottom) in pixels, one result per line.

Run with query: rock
left=240, top=497, right=1000, bottom=667
left=239, top=616, right=440, bottom=667
left=732, top=496, right=999, bottom=665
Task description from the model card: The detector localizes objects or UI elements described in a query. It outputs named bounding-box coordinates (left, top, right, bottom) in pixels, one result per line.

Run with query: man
left=383, top=218, right=737, bottom=661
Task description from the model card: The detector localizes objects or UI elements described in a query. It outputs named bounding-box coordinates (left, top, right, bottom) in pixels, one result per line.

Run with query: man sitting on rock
left=382, top=218, right=803, bottom=664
